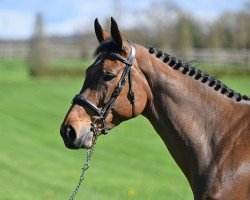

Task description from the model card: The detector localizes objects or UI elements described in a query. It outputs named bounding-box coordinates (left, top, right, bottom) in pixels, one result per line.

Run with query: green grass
left=0, top=59, right=29, bottom=81
left=52, top=58, right=92, bottom=69
left=199, top=64, right=250, bottom=76
left=0, top=60, right=250, bottom=200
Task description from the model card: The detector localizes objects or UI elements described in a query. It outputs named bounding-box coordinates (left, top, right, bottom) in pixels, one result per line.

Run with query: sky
left=0, top=0, right=247, bottom=39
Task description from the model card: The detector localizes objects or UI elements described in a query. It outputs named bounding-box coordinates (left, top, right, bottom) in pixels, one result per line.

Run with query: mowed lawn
left=0, top=60, right=249, bottom=200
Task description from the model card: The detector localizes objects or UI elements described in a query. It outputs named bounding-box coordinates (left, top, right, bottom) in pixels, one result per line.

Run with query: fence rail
left=0, top=43, right=29, bottom=59
left=176, top=49, right=250, bottom=67
left=0, top=42, right=249, bottom=67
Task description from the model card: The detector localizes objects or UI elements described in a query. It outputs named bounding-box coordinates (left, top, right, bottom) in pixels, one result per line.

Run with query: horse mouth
left=79, top=131, right=94, bottom=149
left=62, top=130, right=94, bottom=150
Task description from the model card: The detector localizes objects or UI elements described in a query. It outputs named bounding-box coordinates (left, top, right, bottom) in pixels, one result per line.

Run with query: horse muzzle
left=60, top=124, right=94, bottom=149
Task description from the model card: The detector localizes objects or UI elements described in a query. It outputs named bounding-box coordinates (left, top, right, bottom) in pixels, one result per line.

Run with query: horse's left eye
left=103, top=71, right=116, bottom=81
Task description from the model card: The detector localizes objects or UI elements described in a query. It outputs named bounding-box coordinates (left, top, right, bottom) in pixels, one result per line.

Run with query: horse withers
left=60, top=18, right=250, bottom=199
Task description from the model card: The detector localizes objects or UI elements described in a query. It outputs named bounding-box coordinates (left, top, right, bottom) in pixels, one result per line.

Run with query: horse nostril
left=66, top=125, right=77, bottom=142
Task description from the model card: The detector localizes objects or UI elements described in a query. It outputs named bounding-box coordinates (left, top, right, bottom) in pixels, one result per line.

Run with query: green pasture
left=0, top=59, right=249, bottom=200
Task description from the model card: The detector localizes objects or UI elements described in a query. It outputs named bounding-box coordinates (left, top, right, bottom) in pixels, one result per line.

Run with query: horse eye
left=103, top=71, right=116, bottom=81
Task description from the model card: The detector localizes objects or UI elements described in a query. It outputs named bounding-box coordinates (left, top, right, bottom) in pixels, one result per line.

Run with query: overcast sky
left=0, top=0, right=247, bottom=39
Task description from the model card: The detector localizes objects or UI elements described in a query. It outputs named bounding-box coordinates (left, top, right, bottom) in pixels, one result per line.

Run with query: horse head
left=60, top=18, right=149, bottom=149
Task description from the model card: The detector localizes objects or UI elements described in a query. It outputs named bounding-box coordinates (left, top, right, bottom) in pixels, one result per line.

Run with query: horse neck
left=136, top=45, right=244, bottom=187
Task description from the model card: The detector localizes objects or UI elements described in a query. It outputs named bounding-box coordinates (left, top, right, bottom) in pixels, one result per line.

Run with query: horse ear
left=110, top=17, right=123, bottom=50
left=94, top=18, right=109, bottom=43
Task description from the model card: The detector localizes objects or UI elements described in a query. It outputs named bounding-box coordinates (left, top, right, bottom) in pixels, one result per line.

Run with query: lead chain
left=68, top=135, right=97, bottom=200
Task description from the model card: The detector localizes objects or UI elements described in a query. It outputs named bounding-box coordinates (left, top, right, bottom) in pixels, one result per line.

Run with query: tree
left=175, top=13, right=193, bottom=51
left=28, top=13, right=51, bottom=75
left=139, top=0, right=181, bottom=48
left=208, top=23, right=221, bottom=49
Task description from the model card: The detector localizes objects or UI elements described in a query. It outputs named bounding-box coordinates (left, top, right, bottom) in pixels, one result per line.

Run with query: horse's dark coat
left=60, top=18, right=250, bottom=199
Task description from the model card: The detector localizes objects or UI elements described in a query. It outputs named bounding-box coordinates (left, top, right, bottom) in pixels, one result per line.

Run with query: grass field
left=0, top=59, right=249, bottom=200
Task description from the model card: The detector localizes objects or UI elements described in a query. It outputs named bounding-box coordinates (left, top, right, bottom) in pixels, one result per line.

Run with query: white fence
left=0, top=42, right=29, bottom=59
left=0, top=42, right=249, bottom=67
left=176, top=49, right=250, bottom=67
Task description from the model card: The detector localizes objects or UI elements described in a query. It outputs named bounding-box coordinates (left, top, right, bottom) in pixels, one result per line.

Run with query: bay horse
left=60, top=18, right=250, bottom=199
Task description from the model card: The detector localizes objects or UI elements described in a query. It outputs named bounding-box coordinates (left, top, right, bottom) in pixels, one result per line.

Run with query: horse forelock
left=93, top=39, right=121, bottom=57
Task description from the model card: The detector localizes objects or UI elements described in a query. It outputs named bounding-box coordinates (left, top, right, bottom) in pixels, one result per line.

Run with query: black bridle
left=72, top=44, right=136, bottom=135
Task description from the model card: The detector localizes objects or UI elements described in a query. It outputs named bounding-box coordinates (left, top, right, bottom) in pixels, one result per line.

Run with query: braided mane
left=148, top=47, right=249, bottom=102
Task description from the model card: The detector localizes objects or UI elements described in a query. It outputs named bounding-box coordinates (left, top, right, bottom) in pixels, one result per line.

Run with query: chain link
left=68, top=132, right=98, bottom=200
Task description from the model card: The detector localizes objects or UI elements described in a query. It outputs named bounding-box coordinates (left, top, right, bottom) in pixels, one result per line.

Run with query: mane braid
left=148, top=47, right=250, bottom=102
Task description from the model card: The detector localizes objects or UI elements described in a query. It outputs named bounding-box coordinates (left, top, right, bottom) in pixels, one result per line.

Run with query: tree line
left=122, top=0, right=250, bottom=50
